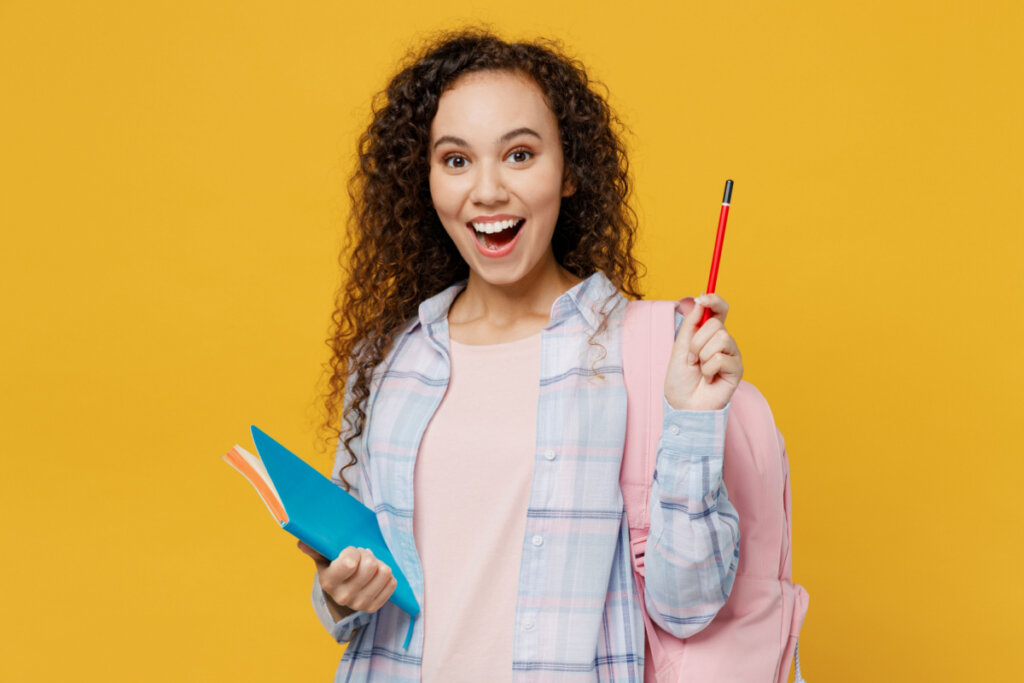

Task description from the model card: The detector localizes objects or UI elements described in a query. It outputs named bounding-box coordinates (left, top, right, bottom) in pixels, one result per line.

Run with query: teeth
left=471, top=218, right=521, bottom=234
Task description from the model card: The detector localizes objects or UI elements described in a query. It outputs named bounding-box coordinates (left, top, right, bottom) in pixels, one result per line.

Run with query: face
left=428, top=69, right=575, bottom=288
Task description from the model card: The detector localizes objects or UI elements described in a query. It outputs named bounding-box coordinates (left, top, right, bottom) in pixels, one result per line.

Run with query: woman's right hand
left=298, top=541, right=397, bottom=618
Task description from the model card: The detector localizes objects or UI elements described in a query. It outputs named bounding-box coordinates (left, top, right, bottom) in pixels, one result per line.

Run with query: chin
left=470, top=263, right=532, bottom=288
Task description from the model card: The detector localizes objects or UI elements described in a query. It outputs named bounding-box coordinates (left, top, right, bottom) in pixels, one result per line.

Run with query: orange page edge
left=222, top=446, right=289, bottom=525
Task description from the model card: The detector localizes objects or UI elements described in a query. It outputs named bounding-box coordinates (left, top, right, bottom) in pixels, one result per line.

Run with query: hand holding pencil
left=663, top=180, right=743, bottom=411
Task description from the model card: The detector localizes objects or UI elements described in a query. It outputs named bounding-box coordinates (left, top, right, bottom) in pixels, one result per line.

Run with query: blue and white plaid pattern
left=311, top=271, right=739, bottom=682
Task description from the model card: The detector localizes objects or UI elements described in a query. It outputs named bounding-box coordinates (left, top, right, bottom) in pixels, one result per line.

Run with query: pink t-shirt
left=413, top=332, right=542, bottom=682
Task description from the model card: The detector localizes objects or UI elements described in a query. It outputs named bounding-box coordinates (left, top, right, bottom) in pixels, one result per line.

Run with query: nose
left=468, top=161, right=509, bottom=206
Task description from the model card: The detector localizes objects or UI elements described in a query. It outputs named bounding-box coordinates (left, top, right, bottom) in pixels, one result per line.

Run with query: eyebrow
left=432, top=127, right=542, bottom=150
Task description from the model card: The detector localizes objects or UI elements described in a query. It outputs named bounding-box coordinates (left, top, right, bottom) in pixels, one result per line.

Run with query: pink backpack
left=621, top=299, right=809, bottom=683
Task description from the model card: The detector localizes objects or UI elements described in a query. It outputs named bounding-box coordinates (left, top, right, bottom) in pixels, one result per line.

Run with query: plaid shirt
left=311, top=271, right=739, bottom=682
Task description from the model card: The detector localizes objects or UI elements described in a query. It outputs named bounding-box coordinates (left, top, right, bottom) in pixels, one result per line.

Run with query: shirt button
left=532, top=535, right=544, bottom=547
left=543, top=448, right=556, bottom=461
left=669, top=424, right=681, bottom=435
left=522, top=618, right=536, bottom=631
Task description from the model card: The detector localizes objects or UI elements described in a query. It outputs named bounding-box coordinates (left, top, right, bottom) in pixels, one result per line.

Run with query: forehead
left=429, top=70, right=558, bottom=143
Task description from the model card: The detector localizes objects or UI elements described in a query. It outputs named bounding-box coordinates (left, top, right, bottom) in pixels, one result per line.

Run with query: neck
left=448, top=249, right=583, bottom=338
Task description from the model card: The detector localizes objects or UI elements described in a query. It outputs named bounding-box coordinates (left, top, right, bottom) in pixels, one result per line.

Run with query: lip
left=466, top=218, right=526, bottom=259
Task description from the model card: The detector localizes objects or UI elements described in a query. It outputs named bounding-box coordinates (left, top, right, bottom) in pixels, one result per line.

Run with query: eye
left=442, top=153, right=469, bottom=169
left=507, top=147, right=533, bottom=164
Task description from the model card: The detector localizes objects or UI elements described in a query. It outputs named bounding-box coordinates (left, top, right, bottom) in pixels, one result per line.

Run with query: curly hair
left=321, top=27, right=644, bottom=489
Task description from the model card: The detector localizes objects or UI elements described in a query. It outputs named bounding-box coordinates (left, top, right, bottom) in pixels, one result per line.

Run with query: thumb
left=675, top=296, right=696, bottom=317
left=675, top=297, right=706, bottom=363
left=665, top=299, right=705, bottom=409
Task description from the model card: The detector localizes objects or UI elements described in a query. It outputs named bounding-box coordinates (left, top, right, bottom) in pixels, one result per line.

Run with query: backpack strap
left=623, top=299, right=810, bottom=683
left=621, top=299, right=677, bottom=576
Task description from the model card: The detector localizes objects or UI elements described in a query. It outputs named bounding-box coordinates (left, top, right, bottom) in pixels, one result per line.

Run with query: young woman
left=297, top=29, right=743, bottom=682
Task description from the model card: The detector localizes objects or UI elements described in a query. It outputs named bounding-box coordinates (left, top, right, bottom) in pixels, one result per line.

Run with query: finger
left=366, top=573, right=398, bottom=613
left=342, top=551, right=384, bottom=610
left=701, top=352, right=742, bottom=384
left=297, top=540, right=329, bottom=568
left=698, top=328, right=739, bottom=365
left=348, top=548, right=381, bottom=590
left=323, top=548, right=373, bottom=607
left=694, top=293, right=729, bottom=323
left=328, top=546, right=363, bottom=583
left=676, top=298, right=707, bottom=358
left=689, top=317, right=724, bottom=357
left=351, top=561, right=394, bottom=612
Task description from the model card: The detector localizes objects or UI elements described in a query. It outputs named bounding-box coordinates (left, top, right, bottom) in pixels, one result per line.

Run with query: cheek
left=427, top=170, right=443, bottom=210
left=527, top=169, right=567, bottom=220
left=428, top=170, right=463, bottom=219
left=428, top=176, right=465, bottom=245
left=535, top=164, right=568, bottom=201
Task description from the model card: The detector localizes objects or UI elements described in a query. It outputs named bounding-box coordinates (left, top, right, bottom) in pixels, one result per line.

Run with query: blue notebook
left=223, top=425, right=419, bottom=647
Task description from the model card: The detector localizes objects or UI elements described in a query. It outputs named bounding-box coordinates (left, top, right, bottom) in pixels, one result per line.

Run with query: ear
left=561, top=169, right=578, bottom=198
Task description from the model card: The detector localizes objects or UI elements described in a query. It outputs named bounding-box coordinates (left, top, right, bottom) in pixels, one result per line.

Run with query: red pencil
left=699, top=179, right=733, bottom=327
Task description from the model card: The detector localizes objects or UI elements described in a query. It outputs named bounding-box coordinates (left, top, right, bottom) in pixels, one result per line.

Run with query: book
left=222, top=425, right=420, bottom=641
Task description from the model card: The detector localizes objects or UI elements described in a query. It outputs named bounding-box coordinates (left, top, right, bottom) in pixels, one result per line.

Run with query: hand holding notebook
left=222, top=425, right=419, bottom=648
left=298, top=542, right=396, bottom=618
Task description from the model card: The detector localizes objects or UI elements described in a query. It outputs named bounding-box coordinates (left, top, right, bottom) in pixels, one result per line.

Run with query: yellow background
left=2, top=1, right=1021, bottom=680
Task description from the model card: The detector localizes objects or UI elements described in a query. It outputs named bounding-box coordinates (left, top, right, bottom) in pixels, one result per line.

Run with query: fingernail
left=695, top=295, right=708, bottom=306
left=687, top=352, right=698, bottom=365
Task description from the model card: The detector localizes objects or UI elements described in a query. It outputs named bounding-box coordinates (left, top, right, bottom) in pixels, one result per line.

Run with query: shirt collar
left=548, top=270, right=621, bottom=331
left=413, top=270, right=621, bottom=336
left=416, top=280, right=467, bottom=329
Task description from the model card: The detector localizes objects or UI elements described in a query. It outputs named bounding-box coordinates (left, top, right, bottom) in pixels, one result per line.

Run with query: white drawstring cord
left=793, top=638, right=806, bottom=682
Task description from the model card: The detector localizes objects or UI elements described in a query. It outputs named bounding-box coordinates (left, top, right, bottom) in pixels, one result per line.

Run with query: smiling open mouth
left=470, top=218, right=525, bottom=250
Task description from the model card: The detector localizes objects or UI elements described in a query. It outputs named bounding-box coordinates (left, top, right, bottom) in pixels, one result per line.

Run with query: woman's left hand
left=663, top=294, right=743, bottom=411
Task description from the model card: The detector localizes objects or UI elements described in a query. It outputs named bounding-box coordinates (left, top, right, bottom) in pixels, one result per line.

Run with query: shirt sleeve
left=640, top=311, right=741, bottom=638
left=309, top=373, right=376, bottom=643
left=311, top=572, right=373, bottom=643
